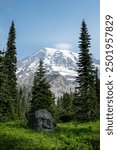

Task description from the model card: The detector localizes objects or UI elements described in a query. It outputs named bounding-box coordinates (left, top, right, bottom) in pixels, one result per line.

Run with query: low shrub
left=0, top=120, right=100, bottom=150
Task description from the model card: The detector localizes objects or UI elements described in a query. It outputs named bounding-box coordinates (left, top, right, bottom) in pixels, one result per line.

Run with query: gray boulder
left=27, top=109, right=55, bottom=132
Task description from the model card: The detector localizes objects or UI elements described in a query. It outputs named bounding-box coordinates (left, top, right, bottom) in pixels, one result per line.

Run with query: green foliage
left=17, top=86, right=31, bottom=120
left=95, top=67, right=100, bottom=118
left=4, top=21, right=18, bottom=120
left=56, top=92, right=73, bottom=122
left=0, top=50, right=9, bottom=122
left=30, top=60, right=54, bottom=113
left=5, top=21, right=17, bottom=100
left=0, top=120, right=100, bottom=150
left=74, top=20, right=98, bottom=122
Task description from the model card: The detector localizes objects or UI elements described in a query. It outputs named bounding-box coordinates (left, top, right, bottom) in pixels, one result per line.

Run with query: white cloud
left=55, top=43, right=72, bottom=50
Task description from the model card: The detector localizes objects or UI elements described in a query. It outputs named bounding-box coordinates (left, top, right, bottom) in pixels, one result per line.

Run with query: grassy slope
left=0, top=120, right=100, bottom=150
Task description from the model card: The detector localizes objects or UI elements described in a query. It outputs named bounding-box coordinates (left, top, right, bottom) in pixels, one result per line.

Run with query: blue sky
left=0, top=0, right=100, bottom=60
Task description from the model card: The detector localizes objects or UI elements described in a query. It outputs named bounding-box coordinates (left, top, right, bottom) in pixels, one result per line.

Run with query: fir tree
left=17, top=86, right=31, bottom=120
left=95, top=67, right=100, bottom=118
left=61, top=92, right=73, bottom=115
left=30, top=60, right=53, bottom=113
left=74, top=20, right=98, bottom=121
left=0, top=50, right=9, bottom=121
left=5, top=21, right=18, bottom=119
left=72, top=87, right=82, bottom=120
left=56, top=92, right=73, bottom=122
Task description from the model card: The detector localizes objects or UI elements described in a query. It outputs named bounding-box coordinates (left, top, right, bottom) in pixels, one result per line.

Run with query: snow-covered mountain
left=17, top=48, right=100, bottom=97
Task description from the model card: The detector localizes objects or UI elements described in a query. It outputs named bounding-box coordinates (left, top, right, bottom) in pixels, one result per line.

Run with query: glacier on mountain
left=17, top=48, right=100, bottom=97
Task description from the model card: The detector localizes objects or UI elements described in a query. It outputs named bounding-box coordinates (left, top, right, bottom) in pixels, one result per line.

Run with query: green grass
left=0, top=120, right=100, bottom=150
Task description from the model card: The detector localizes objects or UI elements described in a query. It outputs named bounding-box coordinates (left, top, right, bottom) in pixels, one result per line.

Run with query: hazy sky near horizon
left=0, top=0, right=100, bottom=60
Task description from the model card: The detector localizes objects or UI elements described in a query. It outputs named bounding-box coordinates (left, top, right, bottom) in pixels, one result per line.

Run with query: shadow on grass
left=5, top=121, right=28, bottom=130
left=0, top=135, right=43, bottom=150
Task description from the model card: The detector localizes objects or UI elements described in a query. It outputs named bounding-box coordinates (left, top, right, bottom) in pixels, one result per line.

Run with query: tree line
left=0, top=20, right=100, bottom=123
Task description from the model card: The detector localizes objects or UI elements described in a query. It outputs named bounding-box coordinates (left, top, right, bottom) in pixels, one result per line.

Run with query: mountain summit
left=17, top=48, right=99, bottom=97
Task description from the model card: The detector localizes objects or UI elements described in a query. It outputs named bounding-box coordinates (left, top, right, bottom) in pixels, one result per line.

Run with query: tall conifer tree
left=95, top=67, right=100, bottom=118
left=0, top=50, right=9, bottom=121
left=5, top=21, right=18, bottom=119
left=30, top=60, right=53, bottom=113
left=74, top=20, right=98, bottom=121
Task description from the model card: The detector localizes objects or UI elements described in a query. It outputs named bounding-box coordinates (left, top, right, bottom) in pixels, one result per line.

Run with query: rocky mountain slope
left=17, top=48, right=100, bottom=97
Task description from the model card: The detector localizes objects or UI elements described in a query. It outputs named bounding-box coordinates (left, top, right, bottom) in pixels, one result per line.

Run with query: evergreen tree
left=56, top=92, right=73, bottom=122
left=5, top=21, right=18, bottom=119
left=17, top=86, right=31, bottom=120
left=50, top=93, right=56, bottom=116
left=61, top=92, right=72, bottom=115
left=74, top=20, right=98, bottom=121
left=30, top=60, right=53, bottom=113
left=95, top=67, right=100, bottom=118
left=72, top=87, right=82, bottom=120
left=0, top=50, right=9, bottom=121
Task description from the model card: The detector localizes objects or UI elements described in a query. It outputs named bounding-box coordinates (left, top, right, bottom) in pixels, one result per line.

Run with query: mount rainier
left=17, top=48, right=100, bottom=97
